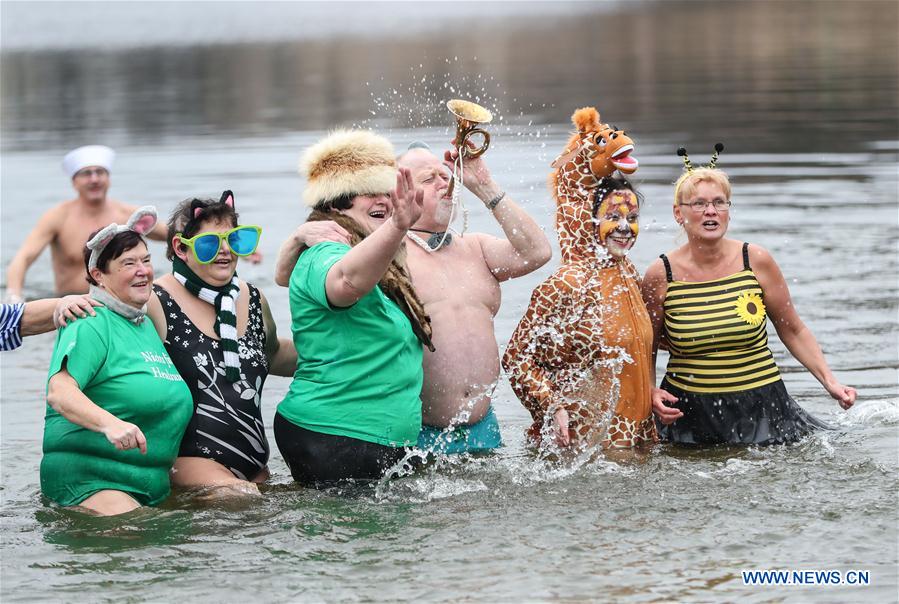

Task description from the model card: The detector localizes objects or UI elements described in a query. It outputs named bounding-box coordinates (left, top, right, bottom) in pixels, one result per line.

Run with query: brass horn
left=447, top=99, right=492, bottom=159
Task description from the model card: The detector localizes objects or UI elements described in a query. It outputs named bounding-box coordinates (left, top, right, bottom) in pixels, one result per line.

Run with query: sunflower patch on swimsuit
left=735, top=291, right=766, bottom=326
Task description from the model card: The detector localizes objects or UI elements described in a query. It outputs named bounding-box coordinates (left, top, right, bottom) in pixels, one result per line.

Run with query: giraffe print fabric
left=502, top=107, right=657, bottom=449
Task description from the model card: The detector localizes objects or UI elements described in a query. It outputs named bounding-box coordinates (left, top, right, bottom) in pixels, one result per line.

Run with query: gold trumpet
left=447, top=99, right=493, bottom=159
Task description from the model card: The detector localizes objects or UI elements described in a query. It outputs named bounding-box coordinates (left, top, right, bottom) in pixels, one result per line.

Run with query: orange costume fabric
left=502, top=107, right=657, bottom=448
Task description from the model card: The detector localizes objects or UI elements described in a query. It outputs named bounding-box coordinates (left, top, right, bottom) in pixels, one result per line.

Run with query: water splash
left=844, top=399, right=899, bottom=425
left=355, top=56, right=554, bottom=164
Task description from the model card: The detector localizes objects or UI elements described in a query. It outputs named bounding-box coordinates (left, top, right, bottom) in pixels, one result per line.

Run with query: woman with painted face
left=148, top=192, right=297, bottom=494
left=275, top=129, right=432, bottom=485
left=504, top=176, right=657, bottom=450
left=42, top=208, right=193, bottom=515
left=641, top=148, right=856, bottom=445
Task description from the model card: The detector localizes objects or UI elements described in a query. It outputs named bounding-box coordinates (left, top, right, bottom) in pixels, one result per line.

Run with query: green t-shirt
left=41, top=308, right=193, bottom=507
left=277, top=242, right=423, bottom=447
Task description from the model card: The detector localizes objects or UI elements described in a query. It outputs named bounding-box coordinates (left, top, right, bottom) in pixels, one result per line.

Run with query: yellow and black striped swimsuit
left=661, top=242, right=781, bottom=393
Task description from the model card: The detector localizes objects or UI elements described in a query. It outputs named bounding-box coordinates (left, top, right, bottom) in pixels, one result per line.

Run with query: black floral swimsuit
left=154, top=284, right=270, bottom=480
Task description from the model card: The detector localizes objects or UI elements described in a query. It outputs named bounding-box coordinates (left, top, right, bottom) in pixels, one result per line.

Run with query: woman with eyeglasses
left=641, top=161, right=856, bottom=446
left=147, top=191, right=297, bottom=494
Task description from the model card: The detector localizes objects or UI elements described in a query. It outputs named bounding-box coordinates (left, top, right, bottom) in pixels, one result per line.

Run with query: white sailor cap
left=62, top=145, right=115, bottom=179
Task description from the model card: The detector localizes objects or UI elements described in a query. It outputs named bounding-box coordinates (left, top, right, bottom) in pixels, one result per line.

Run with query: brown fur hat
left=300, top=129, right=396, bottom=208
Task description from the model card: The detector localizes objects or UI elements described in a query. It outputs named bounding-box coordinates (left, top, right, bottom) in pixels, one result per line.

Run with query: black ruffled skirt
left=657, top=378, right=832, bottom=446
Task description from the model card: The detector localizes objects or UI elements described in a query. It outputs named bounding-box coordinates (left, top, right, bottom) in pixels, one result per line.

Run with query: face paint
left=595, top=190, right=639, bottom=258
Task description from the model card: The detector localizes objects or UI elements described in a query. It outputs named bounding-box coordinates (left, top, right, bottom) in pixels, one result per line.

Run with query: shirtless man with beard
left=276, top=141, right=551, bottom=453
left=4, top=145, right=167, bottom=301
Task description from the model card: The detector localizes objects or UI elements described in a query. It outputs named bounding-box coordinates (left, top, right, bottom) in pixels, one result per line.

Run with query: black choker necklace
left=409, top=228, right=452, bottom=250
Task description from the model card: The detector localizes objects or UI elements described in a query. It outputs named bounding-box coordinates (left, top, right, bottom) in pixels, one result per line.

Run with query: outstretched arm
left=27, top=294, right=101, bottom=334
left=444, top=148, right=552, bottom=281
left=753, top=245, right=856, bottom=409
left=325, top=169, right=423, bottom=307
left=5, top=208, right=61, bottom=302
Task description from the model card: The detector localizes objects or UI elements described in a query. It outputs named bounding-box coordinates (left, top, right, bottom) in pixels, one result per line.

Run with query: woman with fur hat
left=275, top=129, right=433, bottom=485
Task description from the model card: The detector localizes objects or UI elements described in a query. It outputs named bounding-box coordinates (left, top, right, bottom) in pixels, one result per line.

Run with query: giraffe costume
left=502, top=107, right=657, bottom=449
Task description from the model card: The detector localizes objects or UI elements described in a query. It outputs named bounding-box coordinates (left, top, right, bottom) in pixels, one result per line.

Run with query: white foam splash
left=381, top=475, right=488, bottom=503
left=845, top=399, right=899, bottom=425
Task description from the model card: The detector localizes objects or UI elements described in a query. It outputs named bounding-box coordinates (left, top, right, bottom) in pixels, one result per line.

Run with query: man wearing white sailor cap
left=5, top=145, right=167, bottom=301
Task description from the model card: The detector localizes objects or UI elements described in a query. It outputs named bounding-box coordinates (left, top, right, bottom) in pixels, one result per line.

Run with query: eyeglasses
left=178, top=225, right=262, bottom=264
left=75, top=167, right=109, bottom=178
left=679, top=199, right=732, bottom=212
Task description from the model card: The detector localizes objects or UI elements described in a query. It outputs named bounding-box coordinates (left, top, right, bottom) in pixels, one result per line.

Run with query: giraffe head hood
left=550, top=107, right=639, bottom=264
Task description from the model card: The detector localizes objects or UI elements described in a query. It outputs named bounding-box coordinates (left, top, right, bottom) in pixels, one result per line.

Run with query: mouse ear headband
left=673, top=143, right=724, bottom=205
left=86, top=205, right=157, bottom=270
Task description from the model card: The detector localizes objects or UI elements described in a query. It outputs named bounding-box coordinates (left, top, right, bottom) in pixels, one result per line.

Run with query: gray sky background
left=1, top=1, right=623, bottom=50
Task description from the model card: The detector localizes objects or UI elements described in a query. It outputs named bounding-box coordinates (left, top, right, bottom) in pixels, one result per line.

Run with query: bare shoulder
left=146, top=287, right=164, bottom=316
left=746, top=242, right=776, bottom=266
left=468, top=231, right=496, bottom=255
left=255, top=284, right=273, bottom=310
left=38, top=200, right=74, bottom=229
left=663, top=244, right=690, bottom=264
left=643, top=257, right=667, bottom=282
left=749, top=243, right=774, bottom=262
left=641, top=258, right=669, bottom=301
left=145, top=287, right=167, bottom=337
left=238, top=278, right=251, bottom=300
left=154, top=273, right=176, bottom=290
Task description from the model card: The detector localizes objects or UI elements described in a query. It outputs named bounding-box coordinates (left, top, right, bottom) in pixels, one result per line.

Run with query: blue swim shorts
left=416, top=406, right=503, bottom=454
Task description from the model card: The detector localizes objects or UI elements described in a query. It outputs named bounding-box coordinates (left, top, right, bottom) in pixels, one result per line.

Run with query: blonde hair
left=673, top=168, right=732, bottom=206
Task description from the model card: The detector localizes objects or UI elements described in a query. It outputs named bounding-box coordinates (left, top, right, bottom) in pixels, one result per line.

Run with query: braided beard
left=306, top=209, right=435, bottom=352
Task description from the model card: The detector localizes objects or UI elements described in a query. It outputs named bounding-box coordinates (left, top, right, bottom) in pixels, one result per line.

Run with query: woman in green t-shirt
left=41, top=208, right=193, bottom=515
left=275, top=130, right=434, bottom=485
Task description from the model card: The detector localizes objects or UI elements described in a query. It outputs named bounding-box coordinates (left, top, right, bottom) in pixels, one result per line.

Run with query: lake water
left=1, top=2, right=897, bottom=602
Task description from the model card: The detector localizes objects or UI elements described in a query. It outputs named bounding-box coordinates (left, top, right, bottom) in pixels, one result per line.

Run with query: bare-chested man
left=275, top=141, right=551, bottom=453
left=5, top=145, right=167, bottom=302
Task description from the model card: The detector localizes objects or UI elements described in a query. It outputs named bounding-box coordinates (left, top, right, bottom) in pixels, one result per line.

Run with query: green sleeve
left=291, top=242, right=350, bottom=309
left=47, top=317, right=108, bottom=390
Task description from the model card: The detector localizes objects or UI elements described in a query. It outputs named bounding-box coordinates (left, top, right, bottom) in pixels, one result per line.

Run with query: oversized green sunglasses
left=178, top=225, right=262, bottom=264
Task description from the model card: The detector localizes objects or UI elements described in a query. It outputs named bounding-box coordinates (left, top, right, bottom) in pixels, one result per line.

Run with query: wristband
left=485, top=191, right=506, bottom=211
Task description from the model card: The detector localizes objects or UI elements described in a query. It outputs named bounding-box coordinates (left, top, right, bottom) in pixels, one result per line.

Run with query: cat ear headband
left=186, top=190, right=235, bottom=226
left=673, top=143, right=724, bottom=205
left=86, top=206, right=157, bottom=270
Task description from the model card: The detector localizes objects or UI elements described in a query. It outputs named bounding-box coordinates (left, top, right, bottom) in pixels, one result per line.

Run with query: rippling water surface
left=2, top=1, right=897, bottom=602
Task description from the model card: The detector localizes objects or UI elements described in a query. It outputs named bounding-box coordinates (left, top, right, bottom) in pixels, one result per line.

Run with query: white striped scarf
left=172, top=258, right=242, bottom=382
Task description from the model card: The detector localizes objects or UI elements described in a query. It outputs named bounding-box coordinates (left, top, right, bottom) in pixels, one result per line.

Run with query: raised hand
left=389, top=167, right=424, bottom=232
left=444, top=143, right=499, bottom=202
